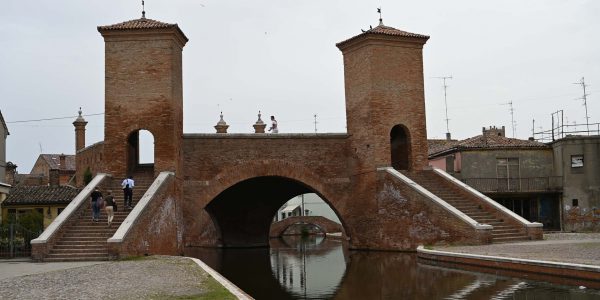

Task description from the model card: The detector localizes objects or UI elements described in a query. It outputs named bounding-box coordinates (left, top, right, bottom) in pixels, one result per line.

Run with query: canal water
left=187, top=236, right=600, bottom=299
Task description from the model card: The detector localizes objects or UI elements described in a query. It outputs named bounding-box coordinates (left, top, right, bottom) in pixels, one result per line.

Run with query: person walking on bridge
left=121, top=176, right=135, bottom=210
left=90, top=187, right=103, bottom=222
left=104, top=190, right=116, bottom=227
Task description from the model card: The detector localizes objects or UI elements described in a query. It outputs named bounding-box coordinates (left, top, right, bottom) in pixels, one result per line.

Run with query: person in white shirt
left=268, top=116, right=278, bottom=133
left=121, top=176, right=135, bottom=209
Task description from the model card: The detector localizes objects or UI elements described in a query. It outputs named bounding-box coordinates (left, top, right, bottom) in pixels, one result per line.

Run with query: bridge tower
left=337, top=22, right=429, bottom=172
left=98, top=17, right=188, bottom=178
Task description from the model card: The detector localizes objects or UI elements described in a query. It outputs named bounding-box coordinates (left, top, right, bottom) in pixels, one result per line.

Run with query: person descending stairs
left=43, top=177, right=155, bottom=262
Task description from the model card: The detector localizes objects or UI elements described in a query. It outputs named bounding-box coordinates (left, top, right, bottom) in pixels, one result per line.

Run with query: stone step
left=46, top=252, right=108, bottom=258
left=44, top=257, right=109, bottom=262
left=53, top=244, right=106, bottom=249
left=50, top=247, right=106, bottom=254
left=492, top=236, right=529, bottom=243
left=55, top=240, right=106, bottom=246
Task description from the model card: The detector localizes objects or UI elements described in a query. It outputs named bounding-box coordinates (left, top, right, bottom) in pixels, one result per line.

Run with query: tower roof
left=336, top=24, right=429, bottom=50
left=97, top=17, right=188, bottom=43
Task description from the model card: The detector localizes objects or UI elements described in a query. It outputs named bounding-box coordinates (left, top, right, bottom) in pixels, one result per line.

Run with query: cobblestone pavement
left=435, top=233, right=600, bottom=266
left=0, top=256, right=235, bottom=300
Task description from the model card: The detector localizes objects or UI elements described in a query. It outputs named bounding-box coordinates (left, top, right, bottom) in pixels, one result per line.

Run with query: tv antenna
left=141, top=0, right=146, bottom=18
left=434, top=76, right=453, bottom=139
left=501, top=101, right=517, bottom=138
left=313, top=114, right=318, bottom=133
left=573, top=77, right=590, bottom=135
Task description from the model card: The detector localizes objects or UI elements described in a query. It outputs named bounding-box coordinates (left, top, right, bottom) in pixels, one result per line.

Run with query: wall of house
left=75, top=142, right=104, bottom=187
left=553, top=136, right=600, bottom=231
left=0, top=121, right=7, bottom=183
left=460, top=149, right=554, bottom=179
left=429, top=153, right=462, bottom=173
left=1, top=205, right=66, bottom=229
left=30, top=156, right=50, bottom=178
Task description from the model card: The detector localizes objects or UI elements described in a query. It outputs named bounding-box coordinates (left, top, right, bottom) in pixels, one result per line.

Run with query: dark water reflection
left=186, top=236, right=600, bottom=300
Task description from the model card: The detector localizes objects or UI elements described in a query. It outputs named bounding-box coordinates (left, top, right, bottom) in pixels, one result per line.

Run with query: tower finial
left=377, top=7, right=383, bottom=25
left=142, top=0, right=146, bottom=19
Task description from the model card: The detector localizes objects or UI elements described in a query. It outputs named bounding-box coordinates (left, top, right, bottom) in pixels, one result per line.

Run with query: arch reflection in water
left=270, top=236, right=346, bottom=299
left=187, top=237, right=600, bottom=300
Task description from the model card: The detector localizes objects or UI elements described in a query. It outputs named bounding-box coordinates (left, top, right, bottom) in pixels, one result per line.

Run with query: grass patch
left=120, top=255, right=152, bottom=261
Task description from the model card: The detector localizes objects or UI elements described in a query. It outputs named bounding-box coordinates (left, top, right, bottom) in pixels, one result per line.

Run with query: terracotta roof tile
left=98, top=18, right=177, bottom=31
left=3, top=186, right=81, bottom=206
left=428, top=139, right=460, bottom=156
left=429, top=135, right=549, bottom=157
left=337, top=24, right=429, bottom=48
left=40, top=154, right=76, bottom=171
left=97, top=17, right=188, bottom=42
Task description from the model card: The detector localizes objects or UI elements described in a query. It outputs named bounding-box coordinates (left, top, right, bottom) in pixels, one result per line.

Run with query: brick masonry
left=269, top=216, right=344, bottom=237
left=71, top=19, right=522, bottom=256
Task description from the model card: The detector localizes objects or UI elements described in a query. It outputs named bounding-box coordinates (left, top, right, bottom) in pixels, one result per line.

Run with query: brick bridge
left=269, top=216, right=344, bottom=238
left=32, top=16, right=543, bottom=261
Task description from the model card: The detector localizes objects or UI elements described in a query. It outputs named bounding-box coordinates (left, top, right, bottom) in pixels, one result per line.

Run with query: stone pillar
left=214, top=112, right=229, bottom=133
left=253, top=111, right=267, bottom=133
left=73, top=108, right=88, bottom=152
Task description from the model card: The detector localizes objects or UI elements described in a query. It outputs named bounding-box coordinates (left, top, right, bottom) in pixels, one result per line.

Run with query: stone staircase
left=43, top=177, right=154, bottom=262
left=403, top=170, right=529, bottom=243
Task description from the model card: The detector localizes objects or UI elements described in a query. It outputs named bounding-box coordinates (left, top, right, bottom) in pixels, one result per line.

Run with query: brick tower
left=337, top=21, right=429, bottom=172
left=98, top=16, right=188, bottom=178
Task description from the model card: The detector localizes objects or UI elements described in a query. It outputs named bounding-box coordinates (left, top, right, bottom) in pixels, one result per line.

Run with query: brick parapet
left=31, top=174, right=113, bottom=261
left=372, top=170, right=492, bottom=249
left=432, top=168, right=543, bottom=239
left=107, top=172, right=181, bottom=259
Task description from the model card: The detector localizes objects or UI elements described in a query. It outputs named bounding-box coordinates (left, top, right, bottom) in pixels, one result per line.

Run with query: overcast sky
left=1, top=0, right=598, bottom=172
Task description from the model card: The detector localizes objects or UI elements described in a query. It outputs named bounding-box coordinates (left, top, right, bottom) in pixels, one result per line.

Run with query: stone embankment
left=418, top=233, right=600, bottom=288
left=0, top=256, right=248, bottom=299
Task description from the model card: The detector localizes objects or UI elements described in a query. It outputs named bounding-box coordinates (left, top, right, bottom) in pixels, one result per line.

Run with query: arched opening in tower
left=205, top=176, right=346, bottom=248
left=126, top=129, right=155, bottom=176
left=390, top=124, right=411, bottom=170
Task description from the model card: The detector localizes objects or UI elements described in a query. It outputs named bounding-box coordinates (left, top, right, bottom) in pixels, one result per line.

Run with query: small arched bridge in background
left=270, top=216, right=344, bottom=238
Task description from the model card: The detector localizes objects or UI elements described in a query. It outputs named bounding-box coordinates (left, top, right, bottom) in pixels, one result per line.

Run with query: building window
left=57, top=208, right=65, bottom=215
left=571, top=155, right=584, bottom=168
left=572, top=199, right=579, bottom=207
left=496, top=158, right=520, bottom=191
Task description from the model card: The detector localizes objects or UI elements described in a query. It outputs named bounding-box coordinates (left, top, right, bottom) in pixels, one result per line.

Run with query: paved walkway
left=0, top=256, right=236, bottom=299
left=434, top=233, right=600, bottom=266
left=0, top=258, right=106, bottom=281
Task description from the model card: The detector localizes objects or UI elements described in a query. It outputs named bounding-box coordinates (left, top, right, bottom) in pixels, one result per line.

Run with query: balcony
left=462, top=177, right=563, bottom=193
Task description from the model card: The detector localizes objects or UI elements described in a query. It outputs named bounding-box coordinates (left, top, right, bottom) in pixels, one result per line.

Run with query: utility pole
left=573, top=77, right=591, bottom=135
left=502, top=101, right=517, bottom=138
left=434, top=76, right=453, bottom=139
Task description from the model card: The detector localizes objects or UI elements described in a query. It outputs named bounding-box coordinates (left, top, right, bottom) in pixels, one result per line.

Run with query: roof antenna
left=142, top=0, right=146, bottom=19
left=377, top=7, right=383, bottom=25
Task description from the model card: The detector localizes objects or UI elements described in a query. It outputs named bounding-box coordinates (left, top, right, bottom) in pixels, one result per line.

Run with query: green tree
left=83, top=167, right=93, bottom=185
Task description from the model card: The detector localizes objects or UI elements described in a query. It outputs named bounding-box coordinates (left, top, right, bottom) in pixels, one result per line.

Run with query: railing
left=533, top=122, right=600, bottom=142
left=462, top=177, right=563, bottom=193
left=0, top=224, right=41, bottom=258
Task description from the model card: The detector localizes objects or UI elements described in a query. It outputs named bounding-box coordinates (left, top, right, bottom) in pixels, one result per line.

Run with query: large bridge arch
left=185, top=160, right=351, bottom=248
